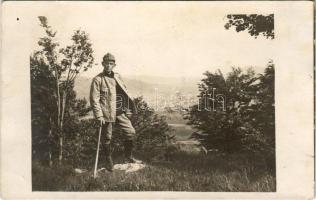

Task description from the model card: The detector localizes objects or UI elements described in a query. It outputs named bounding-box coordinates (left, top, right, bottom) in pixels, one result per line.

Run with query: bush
left=185, top=62, right=275, bottom=172
left=54, top=97, right=175, bottom=168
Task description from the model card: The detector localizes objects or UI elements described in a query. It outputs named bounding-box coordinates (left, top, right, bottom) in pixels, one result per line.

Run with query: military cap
left=103, top=53, right=115, bottom=62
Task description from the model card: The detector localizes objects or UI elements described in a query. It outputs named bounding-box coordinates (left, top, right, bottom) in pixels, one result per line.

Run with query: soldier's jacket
left=90, top=72, right=137, bottom=122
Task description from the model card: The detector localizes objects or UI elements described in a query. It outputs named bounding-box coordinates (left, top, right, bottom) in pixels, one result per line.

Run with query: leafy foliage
left=132, top=97, right=174, bottom=156
left=185, top=61, right=275, bottom=171
left=31, top=16, right=94, bottom=164
left=31, top=54, right=57, bottom=161
left=224, top=14, right=274, bottom=39
left=63, top=96, right=175, bottom=167
left=31, top=50, right=92, bottom=164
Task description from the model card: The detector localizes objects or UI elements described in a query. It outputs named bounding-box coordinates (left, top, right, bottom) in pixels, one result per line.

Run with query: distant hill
left=74, top=75, right=200, bottom=110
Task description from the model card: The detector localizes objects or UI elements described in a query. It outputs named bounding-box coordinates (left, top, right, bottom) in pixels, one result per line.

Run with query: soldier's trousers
left=101, top=113, right=136, bottom=144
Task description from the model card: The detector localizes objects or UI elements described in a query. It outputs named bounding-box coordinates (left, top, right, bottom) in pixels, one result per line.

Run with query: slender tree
left=35, top=16, right=94, bottom=163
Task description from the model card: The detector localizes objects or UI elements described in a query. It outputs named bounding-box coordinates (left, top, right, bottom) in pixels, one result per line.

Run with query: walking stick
left=93, top=121, right=102, bottom=178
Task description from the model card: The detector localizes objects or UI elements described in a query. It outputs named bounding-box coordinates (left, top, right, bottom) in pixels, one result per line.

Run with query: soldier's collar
left=102, top=71, right=114, bottom=78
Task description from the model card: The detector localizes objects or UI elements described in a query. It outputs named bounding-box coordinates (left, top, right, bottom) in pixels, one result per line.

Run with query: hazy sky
left=30, top=1, right=275, bottom=78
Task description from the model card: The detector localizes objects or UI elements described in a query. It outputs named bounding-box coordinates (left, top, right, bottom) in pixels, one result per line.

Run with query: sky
left=29, top=1, right=275, bottom=78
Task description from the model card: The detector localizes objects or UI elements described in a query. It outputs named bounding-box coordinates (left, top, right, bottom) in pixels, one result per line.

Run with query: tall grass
left=32, top=150, right=275, bottom=192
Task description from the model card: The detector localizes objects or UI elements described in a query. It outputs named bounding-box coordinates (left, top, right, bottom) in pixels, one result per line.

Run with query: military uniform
left=90, top=53, right=141, bottom=171
left=90, top=71, right=137, bottom=143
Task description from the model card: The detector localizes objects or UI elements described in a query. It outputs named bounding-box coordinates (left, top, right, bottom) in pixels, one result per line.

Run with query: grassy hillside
left=49, top=75, right=277, bottom=192
left=33, top=151, right=275, bottom=192
left=157, top=110, right=197, bottom=141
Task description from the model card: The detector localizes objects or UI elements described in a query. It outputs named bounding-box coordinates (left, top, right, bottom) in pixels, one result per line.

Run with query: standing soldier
left=90, top=53, right=141, bottom=172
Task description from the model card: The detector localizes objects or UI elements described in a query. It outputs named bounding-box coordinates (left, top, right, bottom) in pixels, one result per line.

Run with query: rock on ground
left=74, top=163, right=146, bottom=174
left=113, top=163, right=146, bottom=173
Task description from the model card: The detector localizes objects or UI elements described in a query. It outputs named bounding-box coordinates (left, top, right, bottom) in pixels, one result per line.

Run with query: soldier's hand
left=97, top=117, right=105, bottom=125
left=125, top=110, right=133, bottom=118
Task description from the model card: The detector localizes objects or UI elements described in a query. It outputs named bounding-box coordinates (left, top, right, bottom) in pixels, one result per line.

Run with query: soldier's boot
left=104, top=144, right=114, bottom=172
left=123, top=140, right=142, bottom=164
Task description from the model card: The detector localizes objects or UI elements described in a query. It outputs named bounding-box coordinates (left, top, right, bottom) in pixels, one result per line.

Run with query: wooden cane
left=93, top=122, right=102, bottom=178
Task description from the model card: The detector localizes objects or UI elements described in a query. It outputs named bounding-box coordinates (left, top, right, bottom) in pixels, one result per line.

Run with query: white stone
left=113, top=163, right=146, bottom=173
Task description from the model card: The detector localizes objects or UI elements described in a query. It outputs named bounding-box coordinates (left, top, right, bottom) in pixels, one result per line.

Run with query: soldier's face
left=102, top=60, right=115, bottom=73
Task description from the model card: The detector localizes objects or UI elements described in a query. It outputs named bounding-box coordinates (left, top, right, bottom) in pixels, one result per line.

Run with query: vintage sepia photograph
left=30, top=3, right=276, bottom=192
left=1, top=1, right=314, bottom=199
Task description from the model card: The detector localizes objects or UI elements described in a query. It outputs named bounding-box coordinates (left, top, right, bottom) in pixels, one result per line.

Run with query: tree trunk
left=48, top=129, right=53, bottom=167
left=60, top=91, right=67, bottom=130
left=58, top=90, right=67, bottom=164
left=58, top=136, right=63, bottom=164
left=48, top=116, right=53, bottom=167
left=49, top=150, right=53, bottom=167
left=55, top=70, right=61, bottom=128
left=55, top=68, right=62, bottom=164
